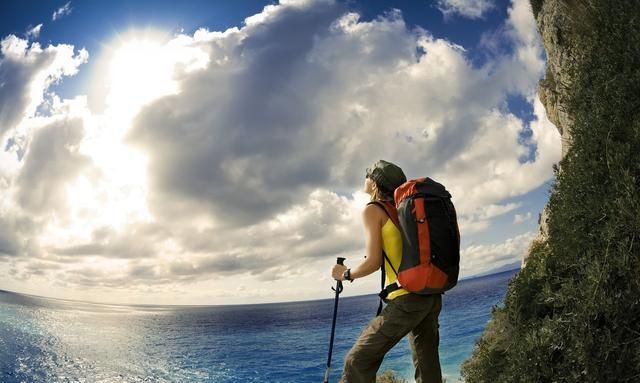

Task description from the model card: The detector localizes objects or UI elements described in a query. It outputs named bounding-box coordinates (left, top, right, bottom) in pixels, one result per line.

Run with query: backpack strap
left=367, top=201, right=402, bottom=316
left=367, top=200, right=400, bottom=231
left=367, top=201, right=400, bottom=278
left=377, top=253, right=386, bottom=316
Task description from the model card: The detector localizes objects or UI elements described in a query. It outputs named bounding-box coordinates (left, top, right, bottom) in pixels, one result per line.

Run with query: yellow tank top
left=381, top=218, right=409, bottom=300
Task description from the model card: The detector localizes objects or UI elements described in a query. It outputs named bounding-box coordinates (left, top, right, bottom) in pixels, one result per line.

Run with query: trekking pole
left=324, top=257, right=345, bottom=383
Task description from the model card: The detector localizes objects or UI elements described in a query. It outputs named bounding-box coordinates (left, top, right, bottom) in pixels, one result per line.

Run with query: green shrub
left=376, top=370, right=408, bottom=383
left=376, top=370, right=447, bottom=383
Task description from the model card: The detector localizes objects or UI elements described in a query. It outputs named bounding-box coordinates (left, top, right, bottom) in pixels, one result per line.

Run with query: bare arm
left=331, top=204, right=383, bottom=281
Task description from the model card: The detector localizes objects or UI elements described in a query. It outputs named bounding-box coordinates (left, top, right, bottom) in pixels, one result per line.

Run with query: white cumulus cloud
left=461, top=231, right=535, bottom=276
left=0, top=35, right=88, bottom=139
left=0, top=0, right=560, bottom=304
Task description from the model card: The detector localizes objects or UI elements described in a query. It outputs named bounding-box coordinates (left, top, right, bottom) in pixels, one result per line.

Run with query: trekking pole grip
left=333, top=257, right=346, bottom=294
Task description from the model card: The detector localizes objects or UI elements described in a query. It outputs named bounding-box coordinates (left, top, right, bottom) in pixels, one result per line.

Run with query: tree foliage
left=461, top=0, right=640, bottom=381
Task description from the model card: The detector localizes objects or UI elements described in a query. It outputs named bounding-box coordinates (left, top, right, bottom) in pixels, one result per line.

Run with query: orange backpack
left=370, top=177, right=460, bottom=304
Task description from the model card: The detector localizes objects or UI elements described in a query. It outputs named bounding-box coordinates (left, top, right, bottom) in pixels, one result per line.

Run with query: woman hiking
left=331, top=160, right=443, bottom=383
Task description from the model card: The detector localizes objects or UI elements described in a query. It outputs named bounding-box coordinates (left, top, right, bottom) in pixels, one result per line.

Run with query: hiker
left=330, top=160, right=443, bottom=383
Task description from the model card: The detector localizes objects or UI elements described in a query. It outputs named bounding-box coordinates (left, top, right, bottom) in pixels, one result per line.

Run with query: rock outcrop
left=535, top=1, right=578, bottom=158
left=531, top=0, right=581, bottom=244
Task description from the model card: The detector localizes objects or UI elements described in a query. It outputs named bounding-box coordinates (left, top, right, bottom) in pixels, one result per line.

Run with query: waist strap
left=378, top=282, right=401, bottom=300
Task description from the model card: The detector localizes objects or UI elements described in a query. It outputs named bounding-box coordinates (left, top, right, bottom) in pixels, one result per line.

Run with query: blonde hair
left=370, top=182, right=394, bottom=202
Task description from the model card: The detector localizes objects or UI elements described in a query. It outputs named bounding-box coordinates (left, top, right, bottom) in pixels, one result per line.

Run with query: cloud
left=0, top=36, right=89, bottom=260
left=458, top=202, right=521, bottom=234
left=126, top=0, right=555, bottom=230
left=52, top=2, right=72, bottom=21
left=0, top=105, right=94, bottom=269
left=26, top=24, right=43, bottom=40
left=0, top=212, right=41, bottom=259
left=45, top=221, right=169, bottom=260
left=0, top=34, right=90, bottom=267
left=461, top=231, right=535, bottom=276
left=0, top=217, right=21, bottom=256
left=14, top=115, right=92, bottom=215
left=125, top=1, right=347, bottom=227
left=0, top=0, right=560, bottom=304
left=0, top=34, right=88, bottom=139
left=436, top=0, right=495, bottom=19
left=513, top=211, right=532, bottom=223
left=41, top=188, right=364, bottom=289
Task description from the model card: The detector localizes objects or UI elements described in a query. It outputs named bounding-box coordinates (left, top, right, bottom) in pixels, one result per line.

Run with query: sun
left=41, top=32, right=179, bottom=245
left=101, top=28, right=209, bottom=125
left=40, top=28, right=212, bottom=248
left=107, top=36, right=179, bottom=118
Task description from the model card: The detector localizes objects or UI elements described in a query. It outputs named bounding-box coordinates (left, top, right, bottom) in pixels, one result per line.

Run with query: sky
left=0, top=0, right=560, bottom=305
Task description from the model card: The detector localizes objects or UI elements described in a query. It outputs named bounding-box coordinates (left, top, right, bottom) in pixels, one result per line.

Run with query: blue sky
left=0, top=0, right=532, bottom=117
left=0, top=0, right=560, bottom=305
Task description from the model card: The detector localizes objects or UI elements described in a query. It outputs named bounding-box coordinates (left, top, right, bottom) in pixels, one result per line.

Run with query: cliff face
left=462, top=1, right=640, bottom=381
left=535, top=1, right=577, bottom=157
left=533, top=0, right=579, bottom=240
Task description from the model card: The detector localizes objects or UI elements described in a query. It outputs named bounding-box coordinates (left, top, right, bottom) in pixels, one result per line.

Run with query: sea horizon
left=0, top=267, right=521, bottom=309
left=1, top=268, right=519, bottom=382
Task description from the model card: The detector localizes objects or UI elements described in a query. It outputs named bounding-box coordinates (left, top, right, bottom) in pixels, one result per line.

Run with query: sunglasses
left=365, top=168, right=372, bottom=179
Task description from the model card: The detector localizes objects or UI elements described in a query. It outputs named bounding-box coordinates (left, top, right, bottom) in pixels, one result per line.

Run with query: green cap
left=366, top=160, right=407, bottom=192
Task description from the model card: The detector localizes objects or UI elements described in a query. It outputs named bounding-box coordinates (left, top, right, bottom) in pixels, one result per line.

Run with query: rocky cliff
left=461, top=1, right=640, bottom=381
left=535, top=0, right=577, bottom=157
left=533, top=0, right=580, bottom=241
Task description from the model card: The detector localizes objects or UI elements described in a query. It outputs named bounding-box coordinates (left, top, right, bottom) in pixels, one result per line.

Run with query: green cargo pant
left=339, top=293, right=442, bottom=383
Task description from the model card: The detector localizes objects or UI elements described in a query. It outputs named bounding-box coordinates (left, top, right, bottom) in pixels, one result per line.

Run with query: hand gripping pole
left=324, top=257, right=345, bottom=383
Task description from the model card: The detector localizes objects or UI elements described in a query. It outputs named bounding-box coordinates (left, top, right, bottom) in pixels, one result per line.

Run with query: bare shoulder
left=362, top=203, right=386, bottom=224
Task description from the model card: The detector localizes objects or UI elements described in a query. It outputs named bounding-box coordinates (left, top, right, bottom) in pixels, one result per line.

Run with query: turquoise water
left=0, top=269, right=517, bottom=382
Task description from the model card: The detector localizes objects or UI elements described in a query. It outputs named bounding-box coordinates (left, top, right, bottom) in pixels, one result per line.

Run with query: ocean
left=0, top=269, right=518, bottom=383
